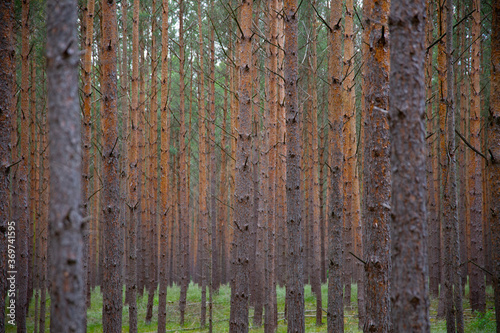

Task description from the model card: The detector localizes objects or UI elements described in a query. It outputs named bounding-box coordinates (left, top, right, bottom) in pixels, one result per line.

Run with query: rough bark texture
left=443, top=1, right=464, bottom=331
left=178, top=0, right=190, bottom=325
left=0, top=2, right=14, bottom=331
left=265, top=0, right=278, bottom=331
left=342, top=0, right=356, bottom=306
left=308, top=5, right=322, bottom=325
left=145, top=0, right=159, bottom=322
left=435, top=0, right=447, bottom=318
left=327, top=0, right=344, bottom=330
left=426, top=0, right=440, bottom=299
left=229, top=0, right=253, bottom=331
left=468, top=0, right=486, bottom=313
left=16, top=1, right=30, bottom=330
left=46, top=0, right=85, bottom=331
left=127, top=0, right=140, bottom=331
left=362, top=0, right=391, bottom=331
left=388, top=0, right=430, bottom=331
left=197, top=0, right=208, bottom=326
left=488, top=1, right=500, bottom=330
left=101, top=0, right=123, bottom=331
left=157, top=0, right=169, bottom=331
left=284, top=0, right=305, bottom=331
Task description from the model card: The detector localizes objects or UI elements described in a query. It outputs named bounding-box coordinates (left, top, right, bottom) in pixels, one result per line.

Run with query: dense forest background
left=0, top=0, right=499, bottom=332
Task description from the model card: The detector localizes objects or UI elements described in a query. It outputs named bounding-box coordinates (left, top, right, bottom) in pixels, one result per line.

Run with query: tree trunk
left=177, top=0, right=190, bottom=325
left=443, top=0, right=464, bottom=330
left=101, top=0, right=123, bottom=331
left=229, top=0, right=253, bottom=330
left=16, top=1, right=30, bottom=329
left=46, top=0, right=85, bottom=330
left=197, top=0, right=208, bottom=326
left=0, top=1, right=14, bottom=331
left=327, top=1, right=344, bottom=332
left=157, top=0, right=169, bottom=330
left=362, top=0, right=391, bottom=331
left=388, top=0, right=430, bottom=330
left=145, top=0, right=159, bottom=322
left=468, top=0, right=486, bottom=313
left=265, top=0, right=278, bottom=331
left=342, top=0, right=356, bottom=307
left=487, top=1, right=500, bottom=329
left=126, top=0, right=140, bottom=330
left=284, top=0, right=305, bottom=331
left=425, top=0, right=440, bottom=299
left=327, top=0, right=344, bottom=329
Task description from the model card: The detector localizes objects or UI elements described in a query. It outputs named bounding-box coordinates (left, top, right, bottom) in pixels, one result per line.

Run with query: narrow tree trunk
left=468, top=0, right=486, bottom=313
left=327, top=0, right=344, bottom=329
left=197, top=0, right=208, bottom=326
left=126, top=0, right=140, bottom=331
left=16, top=1, right=30, bottom=329
left=208, top=24, right=219, bottom=296
left=157, top=0, right=170, bottom=331
left=362, top=0, right=391, bottom=331
left=178, top=0, right=190, bottom=325
left=265, top=0, right=278, bottom=330
left=46, top=0, right=85, bottom=330
left=83, top=0, right=96, bottom=311
left=0, top=2, right=14, bottom=331
left=342, top=0, right=356, bottom=306
left=388, top=0, right=430, bottom=330
left=39, top=106, right=49, bottom=333
left=145, top=0, right=159, bottom=322
left=487, top=1, right=500, bottom=330
left=443, top=0, right=464, bottom=330
left=425, top=0, right=440, bottom=299
left=101, top=0, right=123, bottom=330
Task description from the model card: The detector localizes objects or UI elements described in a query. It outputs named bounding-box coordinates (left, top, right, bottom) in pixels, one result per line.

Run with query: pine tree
left=101, top=0, right=123, bottom=331
left=46, top=0, right=85, bottom=330
left=388, top=0, right=430, bottom=330
left=362, top=0, right=391, bottom=331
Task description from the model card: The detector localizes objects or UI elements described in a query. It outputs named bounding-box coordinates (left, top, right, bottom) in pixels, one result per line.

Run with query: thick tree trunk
left=388, top=0, right=430, bottom=331
left=46, top=0, right=85, bottom=330
left=362, top=0, right=391, bottom=331
left=327, top=0, right=344, bottom=330
left=0, top=2, right=14, bottom=331
left=229, top=0, right=253, bottom=331
left=101, top=0, right=123, bottom=331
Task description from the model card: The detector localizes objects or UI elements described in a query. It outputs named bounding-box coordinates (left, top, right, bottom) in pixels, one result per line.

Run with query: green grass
left=6, top=282, right=497, bottom=332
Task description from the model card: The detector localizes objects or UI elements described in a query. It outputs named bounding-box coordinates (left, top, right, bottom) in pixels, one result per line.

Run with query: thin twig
left=455, top=129, right=487, bottom=162
left=349, top=251, right=367, bottom=265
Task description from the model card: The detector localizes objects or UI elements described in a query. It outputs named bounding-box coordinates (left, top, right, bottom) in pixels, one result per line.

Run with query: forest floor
left=8, top=281, right=497, bottom=332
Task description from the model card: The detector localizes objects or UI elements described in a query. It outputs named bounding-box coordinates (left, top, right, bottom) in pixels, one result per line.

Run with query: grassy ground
left=7, top=282, right=496, bottom=332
